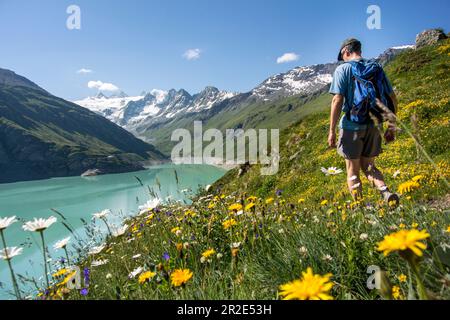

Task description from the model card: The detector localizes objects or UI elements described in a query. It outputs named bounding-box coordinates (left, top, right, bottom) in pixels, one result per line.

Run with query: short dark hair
left=344, top=41, right=362, bottom=54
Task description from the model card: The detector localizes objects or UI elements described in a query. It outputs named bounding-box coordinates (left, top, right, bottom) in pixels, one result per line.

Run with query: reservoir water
left=0, top=164, right=226, bottom=299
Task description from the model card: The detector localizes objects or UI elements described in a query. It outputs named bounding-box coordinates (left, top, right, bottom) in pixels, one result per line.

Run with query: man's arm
left=328, top=94, right=344, bottom=148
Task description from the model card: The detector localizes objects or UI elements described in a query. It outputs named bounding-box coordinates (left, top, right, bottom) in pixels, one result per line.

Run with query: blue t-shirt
left=329, top=58, right=393, bottom=131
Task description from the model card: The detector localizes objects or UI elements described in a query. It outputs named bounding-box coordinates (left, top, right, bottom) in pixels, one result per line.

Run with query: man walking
left=328, top=38, right=399, bottom=205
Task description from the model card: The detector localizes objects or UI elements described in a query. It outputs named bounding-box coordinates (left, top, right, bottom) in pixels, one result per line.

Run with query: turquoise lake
left=0, top=164, right=226, bottom=299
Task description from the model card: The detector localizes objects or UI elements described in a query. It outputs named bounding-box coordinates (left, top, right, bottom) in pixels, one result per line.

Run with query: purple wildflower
left=80, top=288, right=89, bottom=296
left=163, top=252, right=170, bottom=261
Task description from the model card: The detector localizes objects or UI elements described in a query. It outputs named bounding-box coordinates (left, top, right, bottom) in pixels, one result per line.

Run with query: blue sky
left=0, top=0, right=449, bottom=100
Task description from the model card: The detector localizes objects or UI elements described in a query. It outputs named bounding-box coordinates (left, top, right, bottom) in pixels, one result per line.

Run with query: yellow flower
left=52, top=269, right=69, bottom=278
left=411, top=175, right=425, bottom=182
left=171, top=227, right=182, bottom=234
left=170, top=269, right=193, bottom=287
left=399, top=223, right=406, bottom=229
left=208, top=202, right=216, bottom=209
left=377, top=229, right=430, bottom=257
left=228, top=203, right=243, bottom=212
left=398, top=274, right=407, bottom=283
left=446, top=226, right=450, bottom=233
left=138, top=271, right=156, bottom=284
left=392, top=286, right=401, bottom=300
left=320, top=200, right=328, bottom=206
left=298, top=198, right=305, bottom=204
left=398, top=181, right=420, bottom=194
left=247, top=196, right=257, bottom=203
left=411, top=222, right=419, bottom=228
left=223, top=219, right=237, bottom=230
left=279, top=268, right=333, bottom=300
left=57, top=270, right=77, bottom=287
left=265, top=198, right=275, bottom=205
left=245, top=202, right=255, bottom=211
left=202, top=248, right=216, bottom=259
left=176, top=243, right=183, bottom=252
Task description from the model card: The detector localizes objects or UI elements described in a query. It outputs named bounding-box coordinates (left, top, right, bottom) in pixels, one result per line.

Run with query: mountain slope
left=212, top=39, right=450, bottom=202
left=0, top=69, right=166, bottom=183
left=132, top=47, right=412, bottom=155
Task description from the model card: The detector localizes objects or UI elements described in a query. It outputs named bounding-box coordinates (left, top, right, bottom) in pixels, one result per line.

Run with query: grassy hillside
left=140, top=91, right=330, bottom=156
left=0, top=83, right=167, bottom=183
left=26, top=40, right=450, bottom=301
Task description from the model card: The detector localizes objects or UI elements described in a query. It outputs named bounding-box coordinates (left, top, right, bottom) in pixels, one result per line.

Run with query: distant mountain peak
left=110, top=91, right=129, bottom=99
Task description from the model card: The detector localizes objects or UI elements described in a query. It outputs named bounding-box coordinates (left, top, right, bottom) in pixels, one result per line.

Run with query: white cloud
left=183, top=48, right=201, bottom=61
left=77, top=68, right=93, bottom=74
left=87, top=80, right=119, bottom=92
left=276, top=52, right=300, bottom=64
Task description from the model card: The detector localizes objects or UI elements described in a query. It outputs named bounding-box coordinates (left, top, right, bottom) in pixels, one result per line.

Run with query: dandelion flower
left=53, top=237, right=70, bottom=250
left=321, top=167, right=343, bottom=176
left=245, top=203, right=255, bottom=211
left=52, top=268, right=69, bottom=278
left=377, top=229, right=430, bottom=257
left=398, top=274, right=407, bottom=283
left=223, top=219, right=237, bottom=230
left=0, top=216, right=17, bottom=231
left=138, top=271, right=156, bottom=284
left=397, top=181, right=420, bottom=194
left=201, top=248, right=216, bottom=259
left=171, top=269, right=193, bottom=287
left=228, top=203, right=243, bottom=212
left=22, top=216, right=57, bottom=232
left=279, top=268, right=334, bottom=300
left=392, top=286, right=401, bottom=300
left=265, top=198, right=274, bottom=205
left=0, top=247, right=23, bottom=260
left=411, top=175, right=425, bottom=182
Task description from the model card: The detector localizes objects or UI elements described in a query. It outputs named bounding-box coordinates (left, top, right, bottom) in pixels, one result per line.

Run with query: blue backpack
left=346, top=60, right=395, bottom=124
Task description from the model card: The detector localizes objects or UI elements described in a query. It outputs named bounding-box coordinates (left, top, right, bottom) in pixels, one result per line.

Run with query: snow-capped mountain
left=74, top=87, right=237, bottom=129
left=251, top=63, right=337, bottom=101
left=74, top=45, right=413, bottom=138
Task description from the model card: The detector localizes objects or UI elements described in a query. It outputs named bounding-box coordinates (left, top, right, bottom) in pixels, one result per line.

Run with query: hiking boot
left=383, top=192, right=400, bottom=207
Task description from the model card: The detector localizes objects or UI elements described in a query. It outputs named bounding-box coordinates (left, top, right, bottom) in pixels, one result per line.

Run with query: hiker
left=328, top=38, right=400, bottom=205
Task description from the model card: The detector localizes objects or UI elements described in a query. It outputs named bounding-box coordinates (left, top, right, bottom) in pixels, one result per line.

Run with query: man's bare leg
left=361, top=157, right=399, bottom=205
left=345, top=159, right=363, bottom=199
left=360, top=157, right=387, bottom=190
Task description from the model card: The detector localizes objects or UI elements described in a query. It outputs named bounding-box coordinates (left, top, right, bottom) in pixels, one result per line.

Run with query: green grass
left=25, top=40, right=450, bottom=300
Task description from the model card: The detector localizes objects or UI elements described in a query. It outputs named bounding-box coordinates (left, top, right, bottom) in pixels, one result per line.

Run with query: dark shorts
left=337, top=127, right=383, bottom=160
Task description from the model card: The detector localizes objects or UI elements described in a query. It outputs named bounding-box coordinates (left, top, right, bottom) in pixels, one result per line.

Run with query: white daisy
left=111, top=224, right=128, bottom=237
left=0, top=216, right=17, bottom=231
left=93, top=209, right=111, bottom=219
left=0, top=247, right=23, bottom=260
left=321, top=167, right=343, bottom=176
left=22, top=216, right=57, bottom=232
left=128, top=266, right=144, bottom=279
left=138, top=198, right=161, bottom=214
left=91, top=259, right=109, bottom=267
left=360, top=233, right=369, bottom=241
left=53, top=237, right=71, bottom=250
left=88, top=245, right=106, bottom=256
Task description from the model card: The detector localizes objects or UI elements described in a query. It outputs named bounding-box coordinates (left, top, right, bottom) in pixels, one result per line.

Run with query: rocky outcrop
left=416, top=29, right=447, bottom=48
